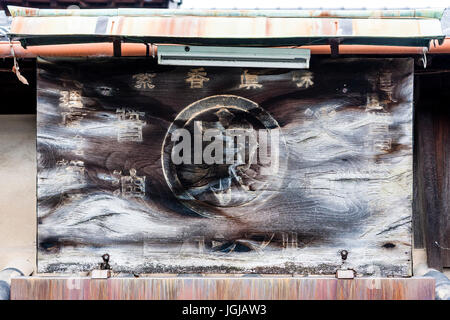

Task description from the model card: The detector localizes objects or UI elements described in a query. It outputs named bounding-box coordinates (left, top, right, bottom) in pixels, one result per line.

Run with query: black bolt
left=100, top=253, right=111, bottom=270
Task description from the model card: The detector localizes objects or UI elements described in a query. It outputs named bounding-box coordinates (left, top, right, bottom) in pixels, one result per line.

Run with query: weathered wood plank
left=415, top=105, right=442, bottom=269
left=433, top=106, right=450, bottom=268
left=36, top=57, right=414, bottom=275
left=415, top=96, right=450, bottom=269
left=414, top=60, right=450, bottom=268
left=10, top=277, right=435, bottom=300
left=412, top=75, right=425, bottom=249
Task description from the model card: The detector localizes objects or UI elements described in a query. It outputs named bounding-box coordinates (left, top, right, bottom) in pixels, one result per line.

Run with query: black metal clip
left=99, top=253, right=111, bottom=270
left=329, top=38, right=341, bottom=57
left=340, top=249, right=349, bottom=261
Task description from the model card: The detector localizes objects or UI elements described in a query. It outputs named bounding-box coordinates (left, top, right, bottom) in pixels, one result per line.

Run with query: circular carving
left=162, top=95, right=287, bottom=217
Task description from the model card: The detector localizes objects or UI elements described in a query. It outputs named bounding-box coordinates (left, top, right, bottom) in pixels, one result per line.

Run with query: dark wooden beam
left=415, top=59, right=450, bottom=268
left=415, top=103, right=443, bottom=270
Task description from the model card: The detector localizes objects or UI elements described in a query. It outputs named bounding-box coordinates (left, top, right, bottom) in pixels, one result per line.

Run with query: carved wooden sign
left=37, top=58, right=413, bottom=275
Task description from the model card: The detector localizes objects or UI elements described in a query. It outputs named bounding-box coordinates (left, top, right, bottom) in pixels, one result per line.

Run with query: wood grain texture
left=10, top=277, right=435, bottom=300
left=414, top=90, right=450, bottom=269
left=36, top=57, right=414, bottom=275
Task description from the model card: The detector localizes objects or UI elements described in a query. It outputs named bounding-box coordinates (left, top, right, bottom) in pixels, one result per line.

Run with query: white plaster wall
left=0, top=115, right=36, bottom=271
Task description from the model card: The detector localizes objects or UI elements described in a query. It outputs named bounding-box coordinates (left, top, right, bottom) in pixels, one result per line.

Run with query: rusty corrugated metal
left=7, top=6, right=445, bottom=19
left=6, top=6, right=445, bottom=48
left=9, top=15, right=443, bottom=39
left=11, top=276, right=435, bottom=300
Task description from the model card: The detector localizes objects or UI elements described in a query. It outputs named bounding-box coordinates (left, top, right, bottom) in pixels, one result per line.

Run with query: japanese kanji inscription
left=37, top=58, right=413, bottom=276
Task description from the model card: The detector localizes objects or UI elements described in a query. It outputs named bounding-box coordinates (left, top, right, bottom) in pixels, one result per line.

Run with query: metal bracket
left=91, top=269, right=111, bottom=279
left=336, top=269, right=356, bottom=279
left=90, top=254, right=112, bottom=279
left=336, top=249, right=356, bottom=279
left=113, top=38, right=122, bottom=57
left=329, top=38, right=341, bottom=57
